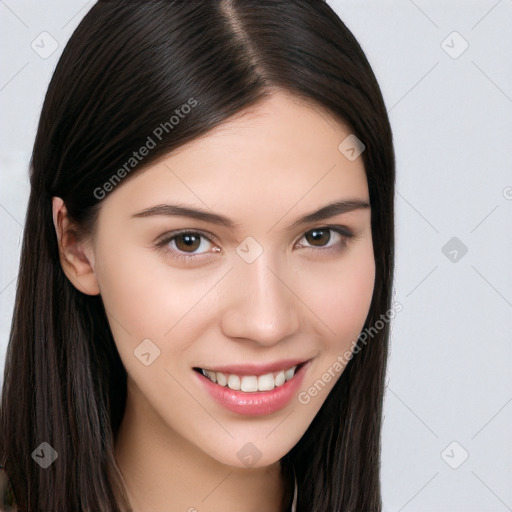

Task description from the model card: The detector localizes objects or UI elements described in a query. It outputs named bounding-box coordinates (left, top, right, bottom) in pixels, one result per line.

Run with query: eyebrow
left=131, top=199, right=370, bottom=231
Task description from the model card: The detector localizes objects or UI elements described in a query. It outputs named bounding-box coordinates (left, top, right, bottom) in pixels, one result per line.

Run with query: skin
left=52, top=90, right=375, bottom=512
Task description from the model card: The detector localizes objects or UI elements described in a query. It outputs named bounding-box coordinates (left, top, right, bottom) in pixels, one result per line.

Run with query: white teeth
left=257, top=373, right=275, bottom=391
left=240, top=376, right=258, bottom=392
left=284, top=366, right=297, bottom=381
left=274, top=371, right=286, bottom=387
left=199, top=364, right=300, bottom=392
left=204, top=370, right=216, bottom=383
left=227, top=374, right=240, bottom=390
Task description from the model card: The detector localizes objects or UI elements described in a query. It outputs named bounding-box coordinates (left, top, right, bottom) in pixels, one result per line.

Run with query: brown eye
left=174, top=233, right=202, bottom=253
left=297, top=226, right=354, bottom=254
left=304, top=228, right=332, bottom=247
left=156, top=230, right=217, bottom=259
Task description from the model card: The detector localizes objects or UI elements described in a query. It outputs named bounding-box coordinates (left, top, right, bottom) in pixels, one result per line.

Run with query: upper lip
left=195, top=358, right=310, bottom=376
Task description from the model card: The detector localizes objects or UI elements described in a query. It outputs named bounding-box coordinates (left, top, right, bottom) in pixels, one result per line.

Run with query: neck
left=114, top=378, right=289, bottom=512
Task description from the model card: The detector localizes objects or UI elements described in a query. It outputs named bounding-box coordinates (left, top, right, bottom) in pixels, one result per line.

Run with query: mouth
left=193, top=359, right=312, bottom=416
left=193, top=362, right=305, bottom=393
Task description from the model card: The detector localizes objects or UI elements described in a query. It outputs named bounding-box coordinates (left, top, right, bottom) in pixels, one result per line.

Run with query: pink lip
left=196, top=358, right=307, bottom=376
left=194, top=360, right=311, bottom=416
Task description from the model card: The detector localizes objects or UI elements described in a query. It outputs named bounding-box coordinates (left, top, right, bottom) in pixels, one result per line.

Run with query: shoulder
left=0, top=464, right=18, bottom=511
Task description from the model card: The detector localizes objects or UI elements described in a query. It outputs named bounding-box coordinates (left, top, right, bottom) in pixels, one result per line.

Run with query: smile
left=197, top=365, right=299, bottom=393
left=193, top=359, right=311, bottom=416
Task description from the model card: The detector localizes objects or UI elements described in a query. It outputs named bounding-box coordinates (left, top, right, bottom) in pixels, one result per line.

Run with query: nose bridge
left=220, top=248, right=300, bottom=345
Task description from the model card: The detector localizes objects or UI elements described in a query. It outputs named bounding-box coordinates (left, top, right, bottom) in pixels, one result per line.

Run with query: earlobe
left=52, top=196, right=100, bottom=296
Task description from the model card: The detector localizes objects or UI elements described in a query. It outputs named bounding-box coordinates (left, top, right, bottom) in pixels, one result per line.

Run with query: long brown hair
left=0, top=1, right=395, bottom=510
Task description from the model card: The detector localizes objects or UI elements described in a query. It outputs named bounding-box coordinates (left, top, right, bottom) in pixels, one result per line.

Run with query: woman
left=0, top=0, right=395, bottom=510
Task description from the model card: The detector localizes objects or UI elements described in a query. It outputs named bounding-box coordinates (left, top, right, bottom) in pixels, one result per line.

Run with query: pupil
left=307, top=229, right=329, bottom=246
left=177, top=234, right=200, bottom=252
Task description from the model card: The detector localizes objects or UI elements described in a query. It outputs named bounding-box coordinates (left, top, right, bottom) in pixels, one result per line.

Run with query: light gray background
left=1, top=1, right=511, bottom=511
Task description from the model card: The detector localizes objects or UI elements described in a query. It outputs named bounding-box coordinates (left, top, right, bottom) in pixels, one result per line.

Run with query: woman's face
left=86, top=91, right=375, bottom=467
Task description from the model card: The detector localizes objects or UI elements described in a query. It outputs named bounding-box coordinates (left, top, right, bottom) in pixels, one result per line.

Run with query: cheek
left=301, top=241, right=375, bottom=348
left=92, top=234, right=233, bottom=384
left=293, top=243, right=375, bottom=409
left=93, top=235, right=209, bottom=348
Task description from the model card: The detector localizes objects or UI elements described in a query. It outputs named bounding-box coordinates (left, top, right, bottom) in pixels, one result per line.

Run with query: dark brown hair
left=0, top=1, right=395, bottom=510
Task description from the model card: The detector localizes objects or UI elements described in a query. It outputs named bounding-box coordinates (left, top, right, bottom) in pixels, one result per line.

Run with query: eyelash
left=154, top=225, right=355, bottom=263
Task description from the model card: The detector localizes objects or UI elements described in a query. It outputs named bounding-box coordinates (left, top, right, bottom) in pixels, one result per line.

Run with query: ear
left=52, top=196, right=100, bottom=296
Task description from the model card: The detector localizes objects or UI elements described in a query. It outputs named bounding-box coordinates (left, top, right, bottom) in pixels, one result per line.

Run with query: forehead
left=98, top=91, right=369, bottom=227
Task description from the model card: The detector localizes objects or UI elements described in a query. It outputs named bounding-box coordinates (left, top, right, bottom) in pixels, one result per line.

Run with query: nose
left=219, top=254, right=300, bottom=347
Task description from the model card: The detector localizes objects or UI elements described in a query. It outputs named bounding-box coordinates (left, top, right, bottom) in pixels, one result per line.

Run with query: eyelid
left=153, top=228, right=219, bottom=261
left=154, top=225, right=355, bottom=261
left=295, top=225, right=355, bottom=255
left=155, top=228, right=219, bottom=245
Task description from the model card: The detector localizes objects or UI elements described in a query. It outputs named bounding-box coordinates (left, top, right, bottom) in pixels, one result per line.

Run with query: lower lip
left=195, top=362, right=310, bottom=416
